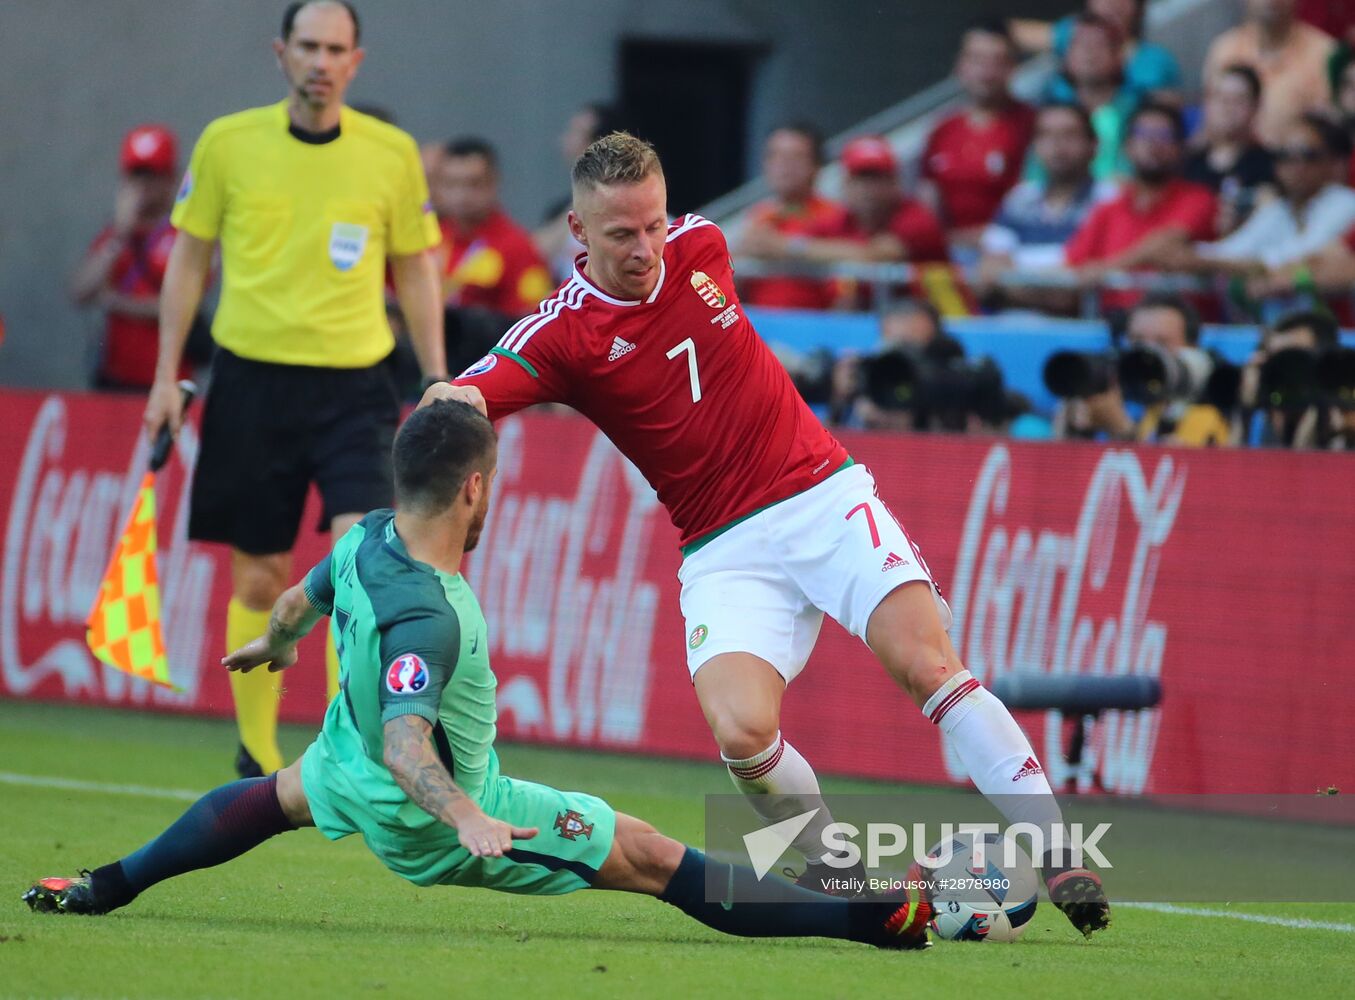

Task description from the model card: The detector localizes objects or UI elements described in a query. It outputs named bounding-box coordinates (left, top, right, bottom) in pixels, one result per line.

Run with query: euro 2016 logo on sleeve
left=459, top=354, right=498, bottom=378
left=386, top=653, right=429, bottom=695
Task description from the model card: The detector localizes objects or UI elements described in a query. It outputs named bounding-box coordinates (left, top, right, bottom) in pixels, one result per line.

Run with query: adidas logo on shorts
left=881, top=551, right=909, bottom=572
left=608, top=336, right=637, bottom=361
left=1011, top=756, right=1044, bottom=782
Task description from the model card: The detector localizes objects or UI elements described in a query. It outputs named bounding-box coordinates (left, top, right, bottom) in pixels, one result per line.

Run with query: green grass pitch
left=0, top=700, right=1348, bottom=999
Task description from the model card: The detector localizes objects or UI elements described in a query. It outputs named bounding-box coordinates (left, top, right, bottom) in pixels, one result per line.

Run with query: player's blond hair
left=571, top=131, right=664, bottom=192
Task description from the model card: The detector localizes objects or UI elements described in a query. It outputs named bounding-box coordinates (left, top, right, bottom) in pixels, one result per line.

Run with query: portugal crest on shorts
left=689, top=270, right=727, bottom=308
left=554, top=809, right=594, bottom=841
left=385, top=653, right=429, bottom=695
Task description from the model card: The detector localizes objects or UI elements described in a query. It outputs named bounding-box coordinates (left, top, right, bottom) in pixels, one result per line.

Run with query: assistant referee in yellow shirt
left=144, top=0, right=447, bottom=777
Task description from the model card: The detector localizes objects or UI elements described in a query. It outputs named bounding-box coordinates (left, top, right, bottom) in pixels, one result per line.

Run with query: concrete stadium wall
left=0, top=0, right=1071, bottom=389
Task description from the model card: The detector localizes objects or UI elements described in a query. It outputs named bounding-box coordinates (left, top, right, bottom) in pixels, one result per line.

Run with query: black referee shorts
left=189, top=349, right=399, bottom=556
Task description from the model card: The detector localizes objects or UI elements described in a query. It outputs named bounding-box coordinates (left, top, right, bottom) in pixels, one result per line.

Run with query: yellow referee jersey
left=172, top=101, right=440, bottom=368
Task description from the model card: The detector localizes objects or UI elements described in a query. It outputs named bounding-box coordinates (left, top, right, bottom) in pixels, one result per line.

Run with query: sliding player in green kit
left=22, top=400, right=931, bottom=951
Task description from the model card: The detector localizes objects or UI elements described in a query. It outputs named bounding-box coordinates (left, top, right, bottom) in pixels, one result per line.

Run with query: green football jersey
left=302, top=510, right=496, bottom=832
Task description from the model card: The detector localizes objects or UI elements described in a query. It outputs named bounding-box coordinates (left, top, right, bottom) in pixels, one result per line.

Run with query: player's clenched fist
left=418, top=381, right=487, bottom=417
left=143, top=377, right=185, bottom=442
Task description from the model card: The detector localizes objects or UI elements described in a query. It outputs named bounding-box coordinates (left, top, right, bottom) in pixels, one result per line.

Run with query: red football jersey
left=438, top=210, right=553, bottom=318
left=87, top=219, right=191, bottom=387
left=453, top=214, right=849, bottom=547
left=921, top=102, right=1037, bottom=230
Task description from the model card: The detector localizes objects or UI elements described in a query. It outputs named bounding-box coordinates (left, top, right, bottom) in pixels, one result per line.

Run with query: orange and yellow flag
left=86, top=471, right=172, bottom=687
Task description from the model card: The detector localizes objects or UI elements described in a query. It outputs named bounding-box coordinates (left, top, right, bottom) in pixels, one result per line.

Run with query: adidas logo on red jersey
left=881, top=551, right=909, bottom=572
left=607, top=336, right=637, bottom=361
left=1011, top=756, right=1044, bottom=782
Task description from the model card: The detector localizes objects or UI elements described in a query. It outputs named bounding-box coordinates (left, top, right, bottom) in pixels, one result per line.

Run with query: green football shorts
left=301, top=741, right=616, bottom=893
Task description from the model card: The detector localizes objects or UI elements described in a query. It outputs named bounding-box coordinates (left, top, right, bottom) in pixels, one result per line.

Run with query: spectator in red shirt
left=430, top=138, right=552, bottom=318
left=1065, top=101, right=1217, bottom=311
left=734, top=122, right=844, bottom=310
left=750, top=136, right=948, bottom=309
left=920, top=22, right=1036, bottom=248
left=70, top=125, right=196, bottom=390
left=428, top=137, right=554, bottom=372
left=793, top=136, right=948, bottom=309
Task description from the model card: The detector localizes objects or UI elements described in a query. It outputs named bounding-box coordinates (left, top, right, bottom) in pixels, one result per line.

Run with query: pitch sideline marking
left=0, top=770, right=201, bottom=803
left=1120, top=901, right=1355, bottom=933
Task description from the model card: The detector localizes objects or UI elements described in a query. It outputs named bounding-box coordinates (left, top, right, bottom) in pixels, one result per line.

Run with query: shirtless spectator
left=1205, top=0, right=1337, bottom=147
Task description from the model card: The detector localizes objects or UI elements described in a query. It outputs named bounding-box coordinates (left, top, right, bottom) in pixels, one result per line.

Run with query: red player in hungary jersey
left=432, top=132, right=1109, bottom=935
left=453, top=211, right=847, bottom=548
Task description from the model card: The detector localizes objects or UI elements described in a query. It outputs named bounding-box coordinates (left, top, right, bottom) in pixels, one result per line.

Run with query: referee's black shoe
left=234, top=743, right=265, bottom=779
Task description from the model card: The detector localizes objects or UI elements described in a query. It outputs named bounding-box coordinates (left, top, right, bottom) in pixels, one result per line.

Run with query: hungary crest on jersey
left=689, top=270, right=727, bottom=308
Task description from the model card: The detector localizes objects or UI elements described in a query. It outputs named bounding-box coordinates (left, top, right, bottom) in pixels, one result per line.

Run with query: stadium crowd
left=71, top=0, right=1355, bottom=449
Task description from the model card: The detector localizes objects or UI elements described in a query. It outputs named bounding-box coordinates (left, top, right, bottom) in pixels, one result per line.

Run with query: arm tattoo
left=383, top=715, right=471, bottom=827
left=268, top=585, right=322, bottom=645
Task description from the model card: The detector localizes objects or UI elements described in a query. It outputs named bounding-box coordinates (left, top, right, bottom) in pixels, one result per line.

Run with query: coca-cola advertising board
left=3, top=389, right=1352, bottom=796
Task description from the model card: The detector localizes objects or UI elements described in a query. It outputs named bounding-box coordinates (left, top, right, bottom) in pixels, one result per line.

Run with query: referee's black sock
left=92, top=774, right=296, bottom=910
left=657, top=847, right=888, bottom=944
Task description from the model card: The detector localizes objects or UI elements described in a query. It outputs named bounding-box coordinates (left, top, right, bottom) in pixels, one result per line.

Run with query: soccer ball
left=923, top=831, right=1039, bottom=942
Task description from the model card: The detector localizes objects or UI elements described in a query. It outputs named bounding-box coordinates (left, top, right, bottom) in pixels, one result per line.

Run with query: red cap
left=841, top=135, right=898, bottom=177
left=120, top=125, right=177, bottom=175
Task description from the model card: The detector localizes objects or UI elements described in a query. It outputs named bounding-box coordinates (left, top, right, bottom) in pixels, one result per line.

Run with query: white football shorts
left=677, top=462, right=952, bottom=682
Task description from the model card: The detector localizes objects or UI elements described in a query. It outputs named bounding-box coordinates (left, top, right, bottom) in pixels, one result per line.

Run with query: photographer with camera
left=1046, top=294, right=1235, bottom=446
left=830, top=299, right=1024, bottom=435
left=1240, top=309, right=1355, bottom=449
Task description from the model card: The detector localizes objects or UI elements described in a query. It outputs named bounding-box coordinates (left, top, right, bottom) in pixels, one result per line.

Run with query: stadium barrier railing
left=729, top=257, right=1340, bottom=318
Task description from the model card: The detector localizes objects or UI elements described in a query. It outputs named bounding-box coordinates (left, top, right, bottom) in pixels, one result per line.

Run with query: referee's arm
left=391, top=249, right=447, bottom=381
left=145, top=231, right=213, bottom=440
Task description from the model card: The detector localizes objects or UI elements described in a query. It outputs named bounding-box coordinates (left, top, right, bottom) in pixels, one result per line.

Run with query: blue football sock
left=93, top=774, right=295, bottom=909
left=658, top=847, right=888, bottom=944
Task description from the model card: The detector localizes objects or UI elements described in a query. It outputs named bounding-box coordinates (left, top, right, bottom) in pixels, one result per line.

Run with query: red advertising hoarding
left=3, top=388, right=1352, bottom=796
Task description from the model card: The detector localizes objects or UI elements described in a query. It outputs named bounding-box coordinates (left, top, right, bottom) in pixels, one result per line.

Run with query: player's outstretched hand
left=418, top=381, right=487, bottom=418
left=454, top=809, right=538, bottom=858
left=222, top=637, right=299, bottom=674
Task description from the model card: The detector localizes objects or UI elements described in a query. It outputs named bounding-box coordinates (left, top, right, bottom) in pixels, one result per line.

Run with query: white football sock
left=923, top=670, right=1067, bottom=861
left=723, top=733, right=839, bottom=864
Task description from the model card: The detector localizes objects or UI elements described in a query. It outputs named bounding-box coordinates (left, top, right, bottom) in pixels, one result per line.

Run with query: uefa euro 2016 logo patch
left=459, top=353, right=498, bottom=378
left=689, top=270, right=727, bottom=309
left=386, top=653, right=429, bottom=695
left=175, top=170, right=192, bottom=204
